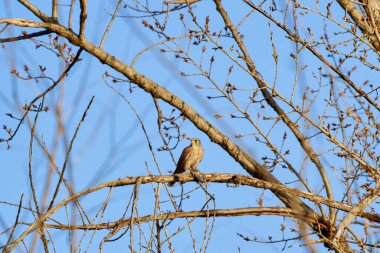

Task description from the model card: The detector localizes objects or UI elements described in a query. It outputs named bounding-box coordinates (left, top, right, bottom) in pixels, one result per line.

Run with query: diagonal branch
left=211, top=0, right=338, bottom=244
left=336, top=0, right=380, bottom=51
left=47, top=96, right=95, bottom=211
left=0, top=30, right=52, bottom=43
left=99, top=0, right=122, bottom=48
left=333, top=187, right=380, bottom=245
left=17, top=0, right=55, bottom=23
left=3, top=194, right=24, bottom=252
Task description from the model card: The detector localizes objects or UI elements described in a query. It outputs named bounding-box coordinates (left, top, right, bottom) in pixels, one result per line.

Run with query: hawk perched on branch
left=168, top=138, right=204, bottom=187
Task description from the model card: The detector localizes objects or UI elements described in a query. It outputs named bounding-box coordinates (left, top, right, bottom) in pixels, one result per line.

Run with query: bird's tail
left=169, top=167, right=180, bottom=187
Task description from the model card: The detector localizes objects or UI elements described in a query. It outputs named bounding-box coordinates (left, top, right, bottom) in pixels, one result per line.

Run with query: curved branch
left=23, top=207, right=300, bottom=231
left=4, top=173, right=380, bottom=252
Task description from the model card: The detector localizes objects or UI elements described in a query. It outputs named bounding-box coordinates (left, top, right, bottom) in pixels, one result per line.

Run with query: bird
left=168, top=138, right=204, bottom=187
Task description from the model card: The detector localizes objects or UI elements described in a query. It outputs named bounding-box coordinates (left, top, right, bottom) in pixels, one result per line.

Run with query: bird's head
left=191, top=138, right=201, bottom=146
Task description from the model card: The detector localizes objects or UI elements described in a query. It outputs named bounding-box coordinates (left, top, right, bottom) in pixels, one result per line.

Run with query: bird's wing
left=173, top=146, right=193, bottom=174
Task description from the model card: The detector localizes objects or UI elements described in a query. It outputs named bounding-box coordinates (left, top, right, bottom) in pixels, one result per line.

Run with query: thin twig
left=3, top=194, right=24, bottom=251
left=79, top=0, right=87, bottom=40
left=99, top=0, right=122, bottom=48
left=0, top=30, right=52, bottom=43
left=47, top=96, right=95, bottom=211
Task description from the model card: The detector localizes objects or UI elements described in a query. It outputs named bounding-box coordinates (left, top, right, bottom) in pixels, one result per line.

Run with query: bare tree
left=0, top=0, right=379, bottom=252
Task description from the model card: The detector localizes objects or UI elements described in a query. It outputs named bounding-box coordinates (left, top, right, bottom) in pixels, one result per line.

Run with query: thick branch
left=336, top=0, right=380, bottom=51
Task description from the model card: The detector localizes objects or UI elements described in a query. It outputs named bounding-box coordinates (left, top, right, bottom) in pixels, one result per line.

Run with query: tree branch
left=79, top=0, right=87, bottom=40
left=4, top=173, right=380, bottom=252
left=22, top=207, right=300, bottom=231
left=0, top=30, right=52, bottom=43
